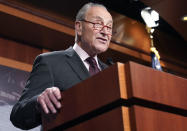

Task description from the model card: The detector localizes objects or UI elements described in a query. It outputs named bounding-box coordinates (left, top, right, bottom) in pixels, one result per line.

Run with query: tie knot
left=86, top=57, right=97, bottom=67
left=86, top=57, right=100, bottom=76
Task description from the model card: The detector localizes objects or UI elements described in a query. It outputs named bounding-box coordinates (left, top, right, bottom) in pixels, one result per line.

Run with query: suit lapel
left=98, top=58, right=108, bottom=70
left=65, top=47, right=90, bottom=80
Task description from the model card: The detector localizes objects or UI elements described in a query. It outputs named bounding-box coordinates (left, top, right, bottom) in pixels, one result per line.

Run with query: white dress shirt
left=73, top=43, right=101, bottom=71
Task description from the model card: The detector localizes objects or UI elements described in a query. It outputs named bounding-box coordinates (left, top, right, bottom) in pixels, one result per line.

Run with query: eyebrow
left=92, top=16, right=113, bottom=24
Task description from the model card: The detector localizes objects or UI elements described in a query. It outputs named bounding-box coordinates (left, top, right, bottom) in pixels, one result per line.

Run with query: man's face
left=76, top=6, right=113, bottom=56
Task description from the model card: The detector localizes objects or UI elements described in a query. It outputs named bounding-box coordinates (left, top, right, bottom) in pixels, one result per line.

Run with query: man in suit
left=10, top=2, right=113, bottom=130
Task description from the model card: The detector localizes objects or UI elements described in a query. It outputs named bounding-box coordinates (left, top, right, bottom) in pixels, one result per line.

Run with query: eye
left=94, top=23, right=102, bottom=28
left=106, top=26, right=112, bottom=31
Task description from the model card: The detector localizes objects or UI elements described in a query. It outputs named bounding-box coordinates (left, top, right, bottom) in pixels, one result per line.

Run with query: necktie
left=86, top=57, right=100, bottom=76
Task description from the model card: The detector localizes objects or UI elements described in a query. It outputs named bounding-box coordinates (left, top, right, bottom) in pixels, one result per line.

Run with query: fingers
left=49, top=88, right=61, bottom=109
left=52, top=87, right=61, bottom=100
left=38, top=95, right=49, bottom=114
left=37, top=87, right=62, bottom=114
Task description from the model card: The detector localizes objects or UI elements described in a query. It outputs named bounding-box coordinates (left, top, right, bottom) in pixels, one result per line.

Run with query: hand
left=37, top=87, right=62, bottom=114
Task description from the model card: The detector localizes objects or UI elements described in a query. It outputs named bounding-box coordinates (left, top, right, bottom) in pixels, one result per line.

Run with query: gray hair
left=75, top=2, right=108, bottom=42
left=76, top=2, right=107, bottom=21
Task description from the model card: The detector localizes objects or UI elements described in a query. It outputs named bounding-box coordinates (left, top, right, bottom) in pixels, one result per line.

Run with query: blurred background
left=0, top=0, right=186, bottom=130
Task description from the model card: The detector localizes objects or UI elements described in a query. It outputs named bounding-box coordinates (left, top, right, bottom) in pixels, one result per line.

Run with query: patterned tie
left=86, top=57, right=100, bottom=76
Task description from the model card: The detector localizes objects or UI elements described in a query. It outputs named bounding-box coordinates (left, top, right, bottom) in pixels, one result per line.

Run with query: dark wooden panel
left=0, top=11, right=74, bottom=51
left=48, top=105, right=187, bottom=131
left=126, top=61, right=187, bottom=109
left=112, top=12, right=151, bottom=54
left=0, top=37, right=42, bottom=64
left=66, top=107, right=128, bottom=131
left=67, top=105, right=187, bottom=131
left=133, top=105, right=187, bottom=131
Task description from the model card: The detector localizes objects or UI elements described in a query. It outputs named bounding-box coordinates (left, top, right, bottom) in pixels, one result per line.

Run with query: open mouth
left=96, top=37, right=107, bottom=43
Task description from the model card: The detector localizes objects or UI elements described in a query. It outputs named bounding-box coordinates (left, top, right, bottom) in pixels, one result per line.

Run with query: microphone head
left=106, top=57, right=114, bottom=65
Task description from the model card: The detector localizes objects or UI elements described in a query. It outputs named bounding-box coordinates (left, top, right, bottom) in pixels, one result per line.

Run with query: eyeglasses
left=80, top=19, right=113, bottom=35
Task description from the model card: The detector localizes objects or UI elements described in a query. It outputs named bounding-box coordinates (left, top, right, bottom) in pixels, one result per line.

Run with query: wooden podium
left=42, top=62, right=187, bottom=131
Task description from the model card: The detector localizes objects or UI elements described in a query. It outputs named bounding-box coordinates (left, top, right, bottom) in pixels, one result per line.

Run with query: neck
left=77, top=42, right=97, bottom=57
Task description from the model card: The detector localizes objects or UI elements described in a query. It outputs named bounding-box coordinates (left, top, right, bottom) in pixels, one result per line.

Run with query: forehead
left=85, top=6, right=113, bottom=23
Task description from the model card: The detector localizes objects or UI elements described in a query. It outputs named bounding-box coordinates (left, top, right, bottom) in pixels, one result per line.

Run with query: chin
left=95, top=46, right=108, bottom=54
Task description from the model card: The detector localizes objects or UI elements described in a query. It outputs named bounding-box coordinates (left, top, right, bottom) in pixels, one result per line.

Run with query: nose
left=100, top=26, right=108, bottom=35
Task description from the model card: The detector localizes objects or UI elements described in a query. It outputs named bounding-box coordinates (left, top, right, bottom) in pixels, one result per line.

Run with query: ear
left=75, top=21, right=82, bottom=36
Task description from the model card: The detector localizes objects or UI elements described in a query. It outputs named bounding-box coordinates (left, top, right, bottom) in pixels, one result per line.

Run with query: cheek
left=85, top=30, right=96, bottom=42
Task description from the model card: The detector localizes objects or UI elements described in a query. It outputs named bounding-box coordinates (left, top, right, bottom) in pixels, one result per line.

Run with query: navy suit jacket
left=10, top=47, right=108, bottom=129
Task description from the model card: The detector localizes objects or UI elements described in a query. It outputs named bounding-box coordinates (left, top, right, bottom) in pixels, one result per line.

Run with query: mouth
left=96, top=37, right=108, bottom=43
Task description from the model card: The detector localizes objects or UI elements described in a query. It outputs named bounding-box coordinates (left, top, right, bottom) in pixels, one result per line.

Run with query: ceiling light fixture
left=182, top=16, right=187, bottom=21
left=141, top=7, right=159, bottom=28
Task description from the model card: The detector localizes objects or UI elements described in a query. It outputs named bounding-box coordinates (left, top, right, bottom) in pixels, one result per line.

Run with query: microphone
left=106, top=57, right=114, bottom=65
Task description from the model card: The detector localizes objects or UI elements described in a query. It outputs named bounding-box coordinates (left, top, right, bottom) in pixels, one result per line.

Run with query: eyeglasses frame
left=80, top=19, right=113, bottom=35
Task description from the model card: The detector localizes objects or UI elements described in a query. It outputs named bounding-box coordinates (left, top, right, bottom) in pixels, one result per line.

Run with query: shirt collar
left=73, top=43, right=100, bottom=65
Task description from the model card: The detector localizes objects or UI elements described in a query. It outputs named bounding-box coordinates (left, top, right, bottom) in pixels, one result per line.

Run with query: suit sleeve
left=10, top=54, right=54, bottom=130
